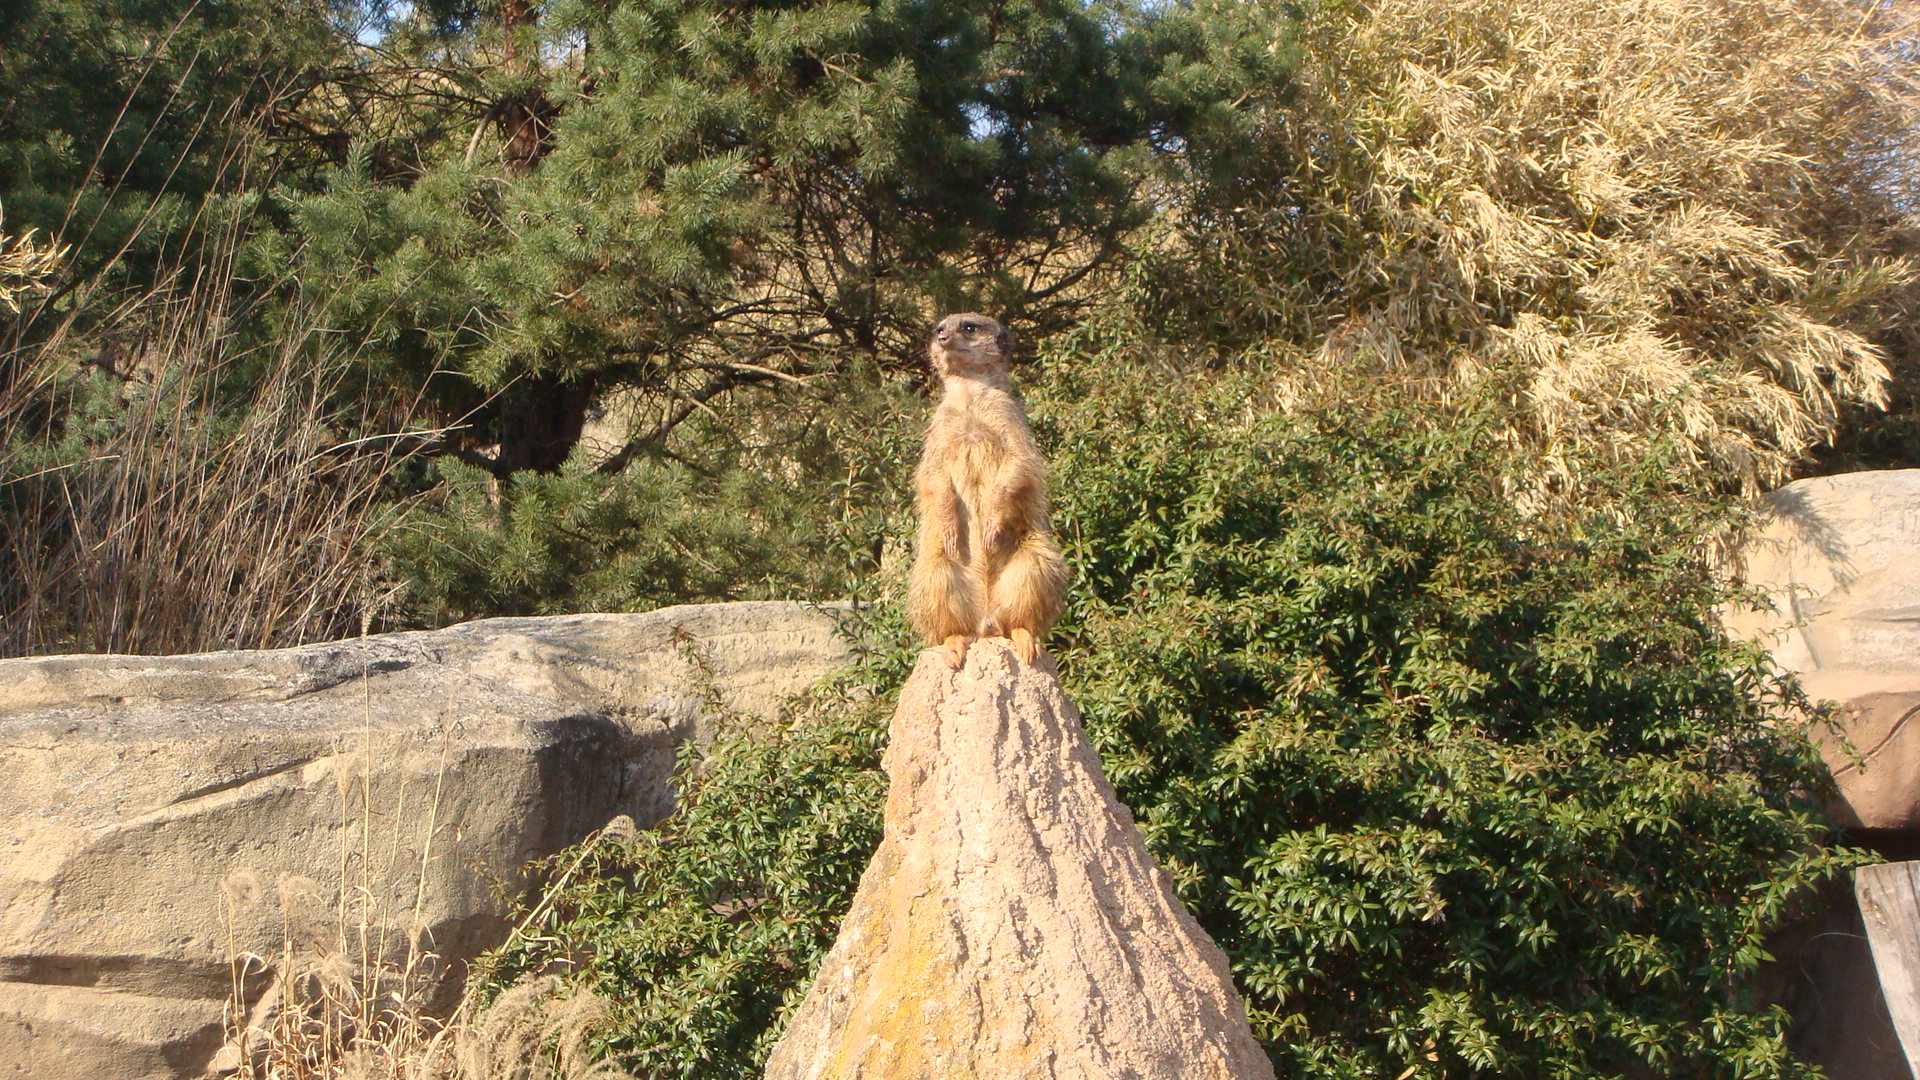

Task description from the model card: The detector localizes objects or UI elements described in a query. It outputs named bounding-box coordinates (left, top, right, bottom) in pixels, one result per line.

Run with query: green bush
left=479, top=336, right=1855, bottom=1079
left=1046, top=339, right=1857, bottom=1078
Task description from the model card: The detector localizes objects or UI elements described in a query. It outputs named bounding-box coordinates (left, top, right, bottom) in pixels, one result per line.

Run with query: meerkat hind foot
left=1010, top=627, right=1040, bottom=664
left=941, top=634, right=971, bottom=670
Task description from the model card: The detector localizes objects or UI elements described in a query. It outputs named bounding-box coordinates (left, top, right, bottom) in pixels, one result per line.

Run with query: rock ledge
left=0, top=601, right=855, bottom=1080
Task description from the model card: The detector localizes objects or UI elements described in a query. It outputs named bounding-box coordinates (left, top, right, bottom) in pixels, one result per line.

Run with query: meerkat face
left=929, top=313, right=1011, bottom=378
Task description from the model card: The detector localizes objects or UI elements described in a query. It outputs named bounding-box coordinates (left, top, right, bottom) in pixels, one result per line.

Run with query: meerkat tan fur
left=907, top=312, right=1068, bottom=669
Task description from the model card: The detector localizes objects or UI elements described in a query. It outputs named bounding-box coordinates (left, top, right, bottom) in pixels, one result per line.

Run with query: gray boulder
left=0, top=601, right=856, bottom=1080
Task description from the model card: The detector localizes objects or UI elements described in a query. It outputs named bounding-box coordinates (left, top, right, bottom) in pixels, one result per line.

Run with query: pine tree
left=0, top=0, right=340, bottom=304
left=292, top=0, right=1169, bottom=478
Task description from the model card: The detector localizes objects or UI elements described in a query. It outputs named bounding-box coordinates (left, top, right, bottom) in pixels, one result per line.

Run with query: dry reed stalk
left=218, top=866, right=629, bottom=1080
left=0, top=203, right=450, bottom=657
left=0, top=40, right=445, bottom=658
left=0, top=291, right=417, bottom=654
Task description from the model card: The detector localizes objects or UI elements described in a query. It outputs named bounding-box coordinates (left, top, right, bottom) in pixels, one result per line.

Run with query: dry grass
left=215, top=693, right=632, bottom=1080
left=0, top=248, right=431, bottom=656
left=1172, top=0, right=1920, bottom=493
left=0, top=205, right=64, bottom=313
left=0, top=34, right=443, bottom=657
left=222, top=955, right=625, bottom=1080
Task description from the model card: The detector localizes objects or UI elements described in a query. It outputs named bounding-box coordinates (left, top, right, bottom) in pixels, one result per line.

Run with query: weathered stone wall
left=0, top=601, right=856, bottom=1080
left=1731, top=470, right=1920, bottom=1079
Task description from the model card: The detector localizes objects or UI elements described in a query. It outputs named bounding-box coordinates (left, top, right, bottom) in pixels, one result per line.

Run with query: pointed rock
left=765, top=643, right=1275, bottom=1079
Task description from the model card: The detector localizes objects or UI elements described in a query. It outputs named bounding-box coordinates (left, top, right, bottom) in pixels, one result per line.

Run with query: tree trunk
left=494, top=372, right=591, bottom=474
left=496, top=0, right=556, bottom=174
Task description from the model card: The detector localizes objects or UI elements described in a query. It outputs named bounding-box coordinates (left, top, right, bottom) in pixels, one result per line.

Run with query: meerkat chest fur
left=929, top=384, right=1024, bottom=500
left=917, top=372, right=1044, bottom=553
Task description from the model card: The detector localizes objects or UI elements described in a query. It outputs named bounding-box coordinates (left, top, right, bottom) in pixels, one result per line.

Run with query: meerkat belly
left=947, top=419, right=1006, bottom=560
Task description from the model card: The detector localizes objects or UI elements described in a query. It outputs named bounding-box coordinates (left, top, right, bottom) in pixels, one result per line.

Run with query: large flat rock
left=0, top=601, right=855, bottom=1080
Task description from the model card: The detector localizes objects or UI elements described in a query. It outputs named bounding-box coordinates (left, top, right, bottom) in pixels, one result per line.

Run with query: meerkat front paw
left=982, top=513, right=1008, bottom=552
left=941, top=634, right=971, bottom=670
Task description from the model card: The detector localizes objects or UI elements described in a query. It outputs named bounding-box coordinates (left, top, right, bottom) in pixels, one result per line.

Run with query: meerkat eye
left=962, top=322, right=977, bottom=333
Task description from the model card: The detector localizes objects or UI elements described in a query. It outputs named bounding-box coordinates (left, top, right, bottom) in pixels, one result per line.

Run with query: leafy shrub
left=477, top=335, right=1854, bottom=1079
left=1046, top=337, right=1856, bottom=1078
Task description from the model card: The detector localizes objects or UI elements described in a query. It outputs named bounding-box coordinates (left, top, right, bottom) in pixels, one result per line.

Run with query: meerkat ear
left=997, top=323, right=1014, bottom=357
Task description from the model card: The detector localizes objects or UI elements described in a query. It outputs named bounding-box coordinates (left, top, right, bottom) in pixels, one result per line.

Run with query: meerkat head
left=929, top=313, right=1011, bottom=380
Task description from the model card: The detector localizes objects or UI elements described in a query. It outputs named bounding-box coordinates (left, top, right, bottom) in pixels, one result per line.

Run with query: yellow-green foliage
left=1158, top=0, right=1919, bottom=491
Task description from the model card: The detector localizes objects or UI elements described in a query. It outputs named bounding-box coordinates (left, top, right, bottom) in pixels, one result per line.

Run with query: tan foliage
left=0, top=203, right=63, bottom=313
left=0, top=266, right=419, bottom=656
left=1178, top=0, right=1920, bottom=490
left=225, top=944, right=625, bottom=1080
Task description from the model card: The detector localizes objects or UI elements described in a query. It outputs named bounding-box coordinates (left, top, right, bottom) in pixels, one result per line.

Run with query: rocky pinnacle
left=764, top=642, right=1275, bottom=1079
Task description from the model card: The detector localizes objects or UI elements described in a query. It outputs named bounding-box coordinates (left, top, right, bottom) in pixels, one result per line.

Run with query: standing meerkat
left=908, top=312, right=1068, bottom=670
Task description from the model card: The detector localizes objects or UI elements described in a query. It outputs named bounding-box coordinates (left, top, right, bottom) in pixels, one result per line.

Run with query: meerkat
left=907, top=312, right=1069, bottom=670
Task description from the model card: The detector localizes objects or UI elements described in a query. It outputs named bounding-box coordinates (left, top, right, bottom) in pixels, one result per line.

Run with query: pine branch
left=594, top=367, right=785, bottom=476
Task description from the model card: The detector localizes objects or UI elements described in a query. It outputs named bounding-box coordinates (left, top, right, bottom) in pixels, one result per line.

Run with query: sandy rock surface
left=1733, top=469, right=1920, bottom=681
left=765, top=642, right=1274, bottom=1080
left=1730, top=469, right=1920, bottom=830
left=0, top=601, right=854, bottom=1080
